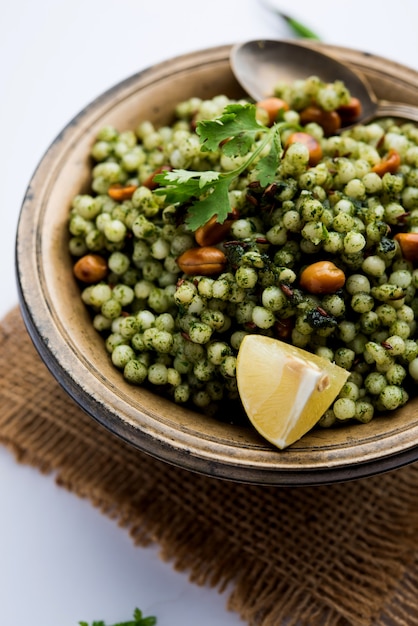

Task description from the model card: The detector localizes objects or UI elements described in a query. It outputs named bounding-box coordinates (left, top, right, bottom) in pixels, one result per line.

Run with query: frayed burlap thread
left=1, top=307, right=418, bottom=626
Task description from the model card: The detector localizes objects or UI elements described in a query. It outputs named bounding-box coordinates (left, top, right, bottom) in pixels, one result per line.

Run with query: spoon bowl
left=230, top=39, right=418, bottom=126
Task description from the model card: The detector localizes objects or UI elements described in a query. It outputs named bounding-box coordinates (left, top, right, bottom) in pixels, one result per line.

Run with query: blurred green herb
left=260, top=1, right=321, bottom=40
left=278, top=12, right=321, bottom=40
left=79, top=607, right=157, bottom=626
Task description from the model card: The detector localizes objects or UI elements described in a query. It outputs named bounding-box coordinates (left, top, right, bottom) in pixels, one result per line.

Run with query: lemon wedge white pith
left=236, top=335, right=349, bottom=449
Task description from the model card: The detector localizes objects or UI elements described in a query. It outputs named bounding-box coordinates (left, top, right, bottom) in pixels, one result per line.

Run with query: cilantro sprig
left=154, top=103, right=293, bottom=231
left=79, top=607, right=157, bottom=626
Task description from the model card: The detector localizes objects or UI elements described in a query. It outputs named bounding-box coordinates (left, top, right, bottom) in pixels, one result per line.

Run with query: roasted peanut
left=337, top=97, right=362, bottom=124
left=256, top=97, right=289, bottom=126
left=299, top=261, right=346, bottom=294
left=194, top=210, right=238, bottom=247
left=142, top=164, right=172, bottom=190
left=372, top=149, right=401, bottom=177
left=299, top=105, right=341, bottom=136
left=285, top=132, right=323, bottom=166
left=177, top=246, right=227, bottom=276
left=394, top=232, right=418, bottom=262
left=108, top=184, right=138, bottom=201
left=73, top=254, right=108, bottom=283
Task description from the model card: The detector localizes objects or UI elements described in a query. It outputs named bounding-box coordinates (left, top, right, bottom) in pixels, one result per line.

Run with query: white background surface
left=1, top=1, right=418, bottom=625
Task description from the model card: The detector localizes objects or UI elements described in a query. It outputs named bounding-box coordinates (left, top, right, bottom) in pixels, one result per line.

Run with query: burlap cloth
left=2, top=306, right=418, bottom=626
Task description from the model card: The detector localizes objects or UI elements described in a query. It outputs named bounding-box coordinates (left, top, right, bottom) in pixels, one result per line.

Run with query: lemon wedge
left=236, top=335, right=349, bottom=449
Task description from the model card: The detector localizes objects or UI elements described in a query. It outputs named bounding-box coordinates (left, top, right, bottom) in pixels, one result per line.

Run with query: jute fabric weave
left=1, top=306, right=418, bottom=626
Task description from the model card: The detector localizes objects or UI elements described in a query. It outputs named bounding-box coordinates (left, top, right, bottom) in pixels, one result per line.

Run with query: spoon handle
left=375, top=100, right=418, bottom=123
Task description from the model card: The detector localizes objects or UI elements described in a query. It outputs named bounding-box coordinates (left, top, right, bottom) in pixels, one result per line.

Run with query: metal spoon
left=230, top=39, right=418, bottom=125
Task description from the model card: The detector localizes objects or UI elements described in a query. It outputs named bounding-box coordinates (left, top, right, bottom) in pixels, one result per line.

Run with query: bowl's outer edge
left=15, top=42, right=418, bottom=486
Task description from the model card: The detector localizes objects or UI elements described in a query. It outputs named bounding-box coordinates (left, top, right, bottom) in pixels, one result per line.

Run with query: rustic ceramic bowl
left=16, top=42, right=418, bottom=486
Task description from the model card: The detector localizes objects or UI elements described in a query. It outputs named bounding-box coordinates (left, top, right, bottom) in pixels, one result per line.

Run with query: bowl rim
left=15, top=41, right=418, bottom=486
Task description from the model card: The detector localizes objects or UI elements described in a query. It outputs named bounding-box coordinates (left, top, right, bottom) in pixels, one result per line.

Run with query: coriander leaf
left=133, top=608, right=157, bottom=625
left=196, top=103, right=265, bottom=152
left=154, top=169, right=220, bottom=204
left=185, top=177, right=231, bottom=231
left=199, top=171, right=221, bottom=188
left=153, top=102, right=295, bottom=231
left=221, top=134, right=254, bottom=158
left=157, top=170, right=201, bottom=185
left=159, top=170, right=192, bottom=184
left=156, top=180, right=200, bottom=204
left=154, top=172, right=205, bottom=204
left=78, top=608, right=157, bottom=626
left=253, top=131, right=283, bottom=187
